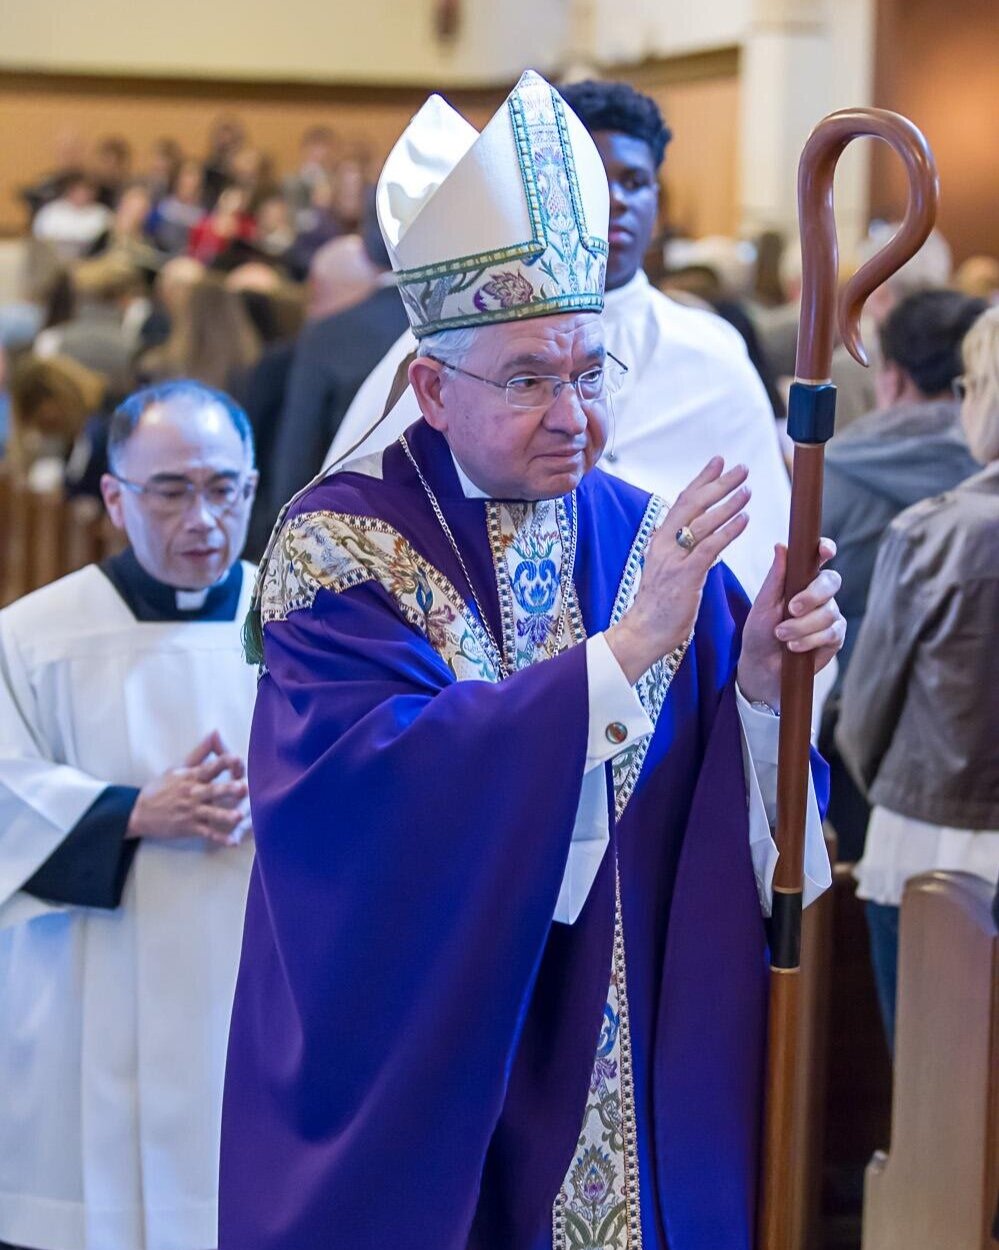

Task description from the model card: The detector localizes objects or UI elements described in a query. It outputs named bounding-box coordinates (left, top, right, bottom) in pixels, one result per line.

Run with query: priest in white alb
left=0, top=380, right=259, bottom=1250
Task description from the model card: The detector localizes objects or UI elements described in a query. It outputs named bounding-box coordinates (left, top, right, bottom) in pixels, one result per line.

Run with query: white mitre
left=377, top=69, right=609, bottom=337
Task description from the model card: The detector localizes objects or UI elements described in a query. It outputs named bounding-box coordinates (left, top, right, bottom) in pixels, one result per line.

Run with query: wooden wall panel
left=872, top=0, right=999, bottom=264
left=653, top=74, right=741, bottom=238
left=0, top=61, right=739, bottom=241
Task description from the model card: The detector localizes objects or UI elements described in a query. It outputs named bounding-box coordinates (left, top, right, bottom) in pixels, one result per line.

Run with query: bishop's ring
left=675, top=525, right=697, bottom=553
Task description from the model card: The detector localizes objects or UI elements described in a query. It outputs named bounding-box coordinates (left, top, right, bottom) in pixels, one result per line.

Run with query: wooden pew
left=1, top=481, right=124, bottom=606
left=862, top=871, right=999, bottom=1250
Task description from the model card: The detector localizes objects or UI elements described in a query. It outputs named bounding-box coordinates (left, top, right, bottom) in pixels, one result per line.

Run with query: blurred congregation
left=0, top=1, right=997, bottom=1249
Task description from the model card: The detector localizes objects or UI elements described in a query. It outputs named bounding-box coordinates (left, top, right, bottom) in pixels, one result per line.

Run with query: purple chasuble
left=219, top=420, right=828, bottom=1250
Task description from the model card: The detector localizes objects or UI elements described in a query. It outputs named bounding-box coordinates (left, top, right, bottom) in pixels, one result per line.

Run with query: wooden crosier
left=758, top=108, right=939, bottom=1250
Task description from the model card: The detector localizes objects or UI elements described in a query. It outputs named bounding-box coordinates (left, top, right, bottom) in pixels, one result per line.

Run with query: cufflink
left=605, top=721, right=628, bottom=745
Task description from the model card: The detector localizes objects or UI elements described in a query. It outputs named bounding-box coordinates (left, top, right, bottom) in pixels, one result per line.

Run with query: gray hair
left=417, top=325, right=482, bottom=367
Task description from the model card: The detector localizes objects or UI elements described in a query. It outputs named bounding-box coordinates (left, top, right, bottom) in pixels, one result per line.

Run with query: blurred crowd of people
left=0, top=118, right=389, bottom=552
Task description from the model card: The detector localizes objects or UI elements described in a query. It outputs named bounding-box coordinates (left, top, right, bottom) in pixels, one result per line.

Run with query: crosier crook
left=758, top=109, right=939, bottom=1250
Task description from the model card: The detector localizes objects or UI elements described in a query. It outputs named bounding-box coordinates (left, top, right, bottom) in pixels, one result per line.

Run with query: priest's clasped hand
left=605, top=456, right=846, bottom=699
left=126, top=729, right=251, bottom=847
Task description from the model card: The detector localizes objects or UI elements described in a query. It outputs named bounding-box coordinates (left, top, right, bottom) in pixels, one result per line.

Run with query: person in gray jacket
left=836, top=305, right=999, bottom=1048
left=818, top=288, right=986, bottom=858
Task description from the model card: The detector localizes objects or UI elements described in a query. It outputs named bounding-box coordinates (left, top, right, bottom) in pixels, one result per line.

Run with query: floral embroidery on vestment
left=258, top=509, right=498, bottom=681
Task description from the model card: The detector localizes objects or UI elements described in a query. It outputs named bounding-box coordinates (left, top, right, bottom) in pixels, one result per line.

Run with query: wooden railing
left=0, top=464, right=125, bottom=606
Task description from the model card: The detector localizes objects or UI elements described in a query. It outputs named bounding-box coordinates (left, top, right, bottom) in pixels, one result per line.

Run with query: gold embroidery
left=259, top=509, right=499, bottom=681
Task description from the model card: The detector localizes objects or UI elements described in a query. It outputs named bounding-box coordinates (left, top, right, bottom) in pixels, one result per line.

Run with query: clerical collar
left=100, top=547, right=244, bottom=622
left=602, top=268, right=650, bottom=311
left=450, top=453, right=490, bottom=499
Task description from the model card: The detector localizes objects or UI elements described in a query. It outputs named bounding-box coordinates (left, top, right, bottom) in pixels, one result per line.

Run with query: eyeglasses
left=111, top=473, right=254, bottom=516
left=952, top=376, right=968, bottom=400
left=429, top=352, right=629, bottom=410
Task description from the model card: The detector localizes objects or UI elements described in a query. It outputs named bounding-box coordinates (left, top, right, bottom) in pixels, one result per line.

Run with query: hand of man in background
left=126, top=730, right=250, bottom=846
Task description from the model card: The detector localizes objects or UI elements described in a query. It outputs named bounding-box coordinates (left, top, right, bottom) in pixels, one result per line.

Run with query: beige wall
left=0, top=0, right=567, bottom=87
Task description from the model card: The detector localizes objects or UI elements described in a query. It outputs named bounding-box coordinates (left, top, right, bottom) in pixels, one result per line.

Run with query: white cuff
left=552, top=634, right=653, bottom=925
left=585, top=634, right=653, bottom=772
left=736, top=686, right=832, bottom=916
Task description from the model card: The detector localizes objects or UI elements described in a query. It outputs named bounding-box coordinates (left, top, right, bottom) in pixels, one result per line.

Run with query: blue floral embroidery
left=512, top=556, right=558, bottom=648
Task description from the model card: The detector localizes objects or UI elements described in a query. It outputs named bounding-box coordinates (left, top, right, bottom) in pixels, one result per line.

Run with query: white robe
left=0, top=563, right=257, bottom=1250
left=325, top=269, right=792, bottom=599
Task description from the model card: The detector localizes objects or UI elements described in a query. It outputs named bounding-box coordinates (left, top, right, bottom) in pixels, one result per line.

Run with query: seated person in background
left=954, top=254, right=999, bottom=305
left=147, top=159, right=208, bottom=255
left=141, top=136, right=183, bottom=204
left=75, top=182, right=167, bottom=284
left=19, top=128, right=88, bottom=221
left=6, top=353, right=107, bottom=492
left=820, top=288, right=985, bottom=859
left=90, top=134, right=133, bottom=208
left=138, top=274, right=261, bottom=393
left=31, top=173, right=113, bottom=263
left=253, top=193, right=297, bottom=266
left=836, top=306, right=999, bottom=1050
left=0, top=379, right=259, bottom=1250
left=188, top=186, right=257, bottom=268
left=282, top=124, right=338, bottom=231
left=201, top=115, right=247, bottom=210
left=33, top=262, right=149, bottom=399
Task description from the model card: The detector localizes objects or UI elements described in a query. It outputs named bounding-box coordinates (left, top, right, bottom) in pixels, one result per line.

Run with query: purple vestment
left=220, top=420, right=827, bottom=1249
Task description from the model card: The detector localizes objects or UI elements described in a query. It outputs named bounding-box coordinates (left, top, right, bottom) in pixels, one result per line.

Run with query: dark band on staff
left=768, top=888, right=804, bottom=970
left=787, top=381, right=837, bottom=444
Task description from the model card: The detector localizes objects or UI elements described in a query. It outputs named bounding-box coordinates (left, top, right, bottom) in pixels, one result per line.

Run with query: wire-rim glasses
left=428, top=352, right=629, bottom=410
left=111, top=473, right=255, bottom=516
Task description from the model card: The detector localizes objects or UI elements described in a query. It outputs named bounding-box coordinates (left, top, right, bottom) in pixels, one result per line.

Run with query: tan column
left=739, top=0, right=875, bottom=260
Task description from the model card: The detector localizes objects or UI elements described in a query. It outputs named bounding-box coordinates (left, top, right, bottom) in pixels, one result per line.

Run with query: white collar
left=450, top=450, right=490, bottom=499
left=602, top=268, right=650, bottom=312
left=175, top=587, right=211, bottom=610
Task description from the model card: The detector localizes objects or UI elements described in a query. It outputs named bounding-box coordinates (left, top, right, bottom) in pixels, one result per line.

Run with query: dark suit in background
left=264, top=283, right=408, bottom=525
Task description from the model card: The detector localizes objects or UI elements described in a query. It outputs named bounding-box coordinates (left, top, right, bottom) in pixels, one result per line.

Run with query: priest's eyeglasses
left=111, top=473, right=254, bottom=516
left=429, top=352, right=629, bottom=410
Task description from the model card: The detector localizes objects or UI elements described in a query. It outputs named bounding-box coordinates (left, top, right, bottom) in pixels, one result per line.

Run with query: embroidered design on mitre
left=259, top=510, right=499, bottom=682
left=380, top=70, right=608, bottom=337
